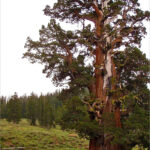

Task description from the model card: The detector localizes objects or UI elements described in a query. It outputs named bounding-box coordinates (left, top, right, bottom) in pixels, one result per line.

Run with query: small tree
left=0, top=96, right=7, bottom=119
left=37, top=94, right=55, bottom=127
left=26, top=93, right=37, bottom=125
left=6, top=93, right=21, bottom=124
left=20, top=95, right=28, bottom=118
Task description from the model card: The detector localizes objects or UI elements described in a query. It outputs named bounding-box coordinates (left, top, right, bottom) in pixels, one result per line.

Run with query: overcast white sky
left=0, top=0, right=150, bottom=97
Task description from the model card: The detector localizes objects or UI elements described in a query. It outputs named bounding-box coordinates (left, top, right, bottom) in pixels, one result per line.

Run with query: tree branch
left=92, top=0, right=103, bottom=21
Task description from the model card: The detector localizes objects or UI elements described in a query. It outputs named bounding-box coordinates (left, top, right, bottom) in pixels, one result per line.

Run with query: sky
left=0, top=0, right=150, bottom=97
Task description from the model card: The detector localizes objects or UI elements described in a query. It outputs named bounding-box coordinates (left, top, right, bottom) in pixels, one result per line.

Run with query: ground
left=0, top=119, right=146, bottom=150
left=0, top=119, right=88, bottom=150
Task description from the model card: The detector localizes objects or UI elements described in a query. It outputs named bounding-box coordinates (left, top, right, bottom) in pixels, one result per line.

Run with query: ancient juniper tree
left=23, top=0, right=150, bottom=149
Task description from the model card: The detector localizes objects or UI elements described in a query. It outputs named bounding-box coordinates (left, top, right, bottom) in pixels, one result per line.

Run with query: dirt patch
left=69, top=134, right=78, bottom=138
left=4, top=141, right=14, bottom=147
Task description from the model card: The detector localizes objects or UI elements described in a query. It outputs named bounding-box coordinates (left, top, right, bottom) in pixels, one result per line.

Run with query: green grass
left=0, top=119, right=88, bottom=150
left=0, top=119, right=146, bottom=150
left=132, top=145, right=148, bottom=150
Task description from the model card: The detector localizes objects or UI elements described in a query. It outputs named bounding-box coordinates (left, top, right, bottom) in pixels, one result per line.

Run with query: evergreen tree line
left=0, top=92, right=62, bottom=127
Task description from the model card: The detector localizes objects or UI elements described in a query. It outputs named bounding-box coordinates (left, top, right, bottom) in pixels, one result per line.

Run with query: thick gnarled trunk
left=89, top=138, right=102, bottom=150
left=90, top=35, right=121, bottom=150
left=89, top=44, right=122, bottom=149
left=88, top=1, right=122, bottom=149
left=89, top=138, right=122, bottom=150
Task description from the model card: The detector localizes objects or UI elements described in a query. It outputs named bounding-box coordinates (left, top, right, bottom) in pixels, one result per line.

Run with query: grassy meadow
left=0, top=119, right=88, bottom=150
left=0, top=119, right=146, bottom=150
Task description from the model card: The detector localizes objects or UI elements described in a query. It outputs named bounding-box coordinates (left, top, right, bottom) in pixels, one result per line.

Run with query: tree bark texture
left=89, top=1, right=122, bottom=149
left=89, top=138, right=102, bottom=150
left=89, top=138, right=122, bottom=150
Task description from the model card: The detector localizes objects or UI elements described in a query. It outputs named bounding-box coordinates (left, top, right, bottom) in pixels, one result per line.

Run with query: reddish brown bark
left=89, top=138, right=102, bottom=150
left=90, top=49, right=122, bottom=150
left=94, top=2, right=104, bottom=101
left=112, top=60, right=122, bottom=128
left=65, top=45, right=73, bottom=65
left=114, top=107, right=121, bottom=128
left=89, top=2, right=122, bottom=150
left=95, top=45, right=105, bottom=100
left=88, top=80, right=96, bottom=97
left=89, top=138, right=122, bottom=150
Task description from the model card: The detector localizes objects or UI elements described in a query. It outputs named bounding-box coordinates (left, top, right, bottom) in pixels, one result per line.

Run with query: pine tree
left=20, top=95, right=28, bottom=118
left=36, top=95, right=45, bottom=126
left=23, top=0, right=150, bottom=149
left=0, top=96, right=7, bottom=119
left=37, top=94, right=56, bottom=127
left=6, top=93, right=21, bottom=124
left=26, top=93, right=37, bottom=125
